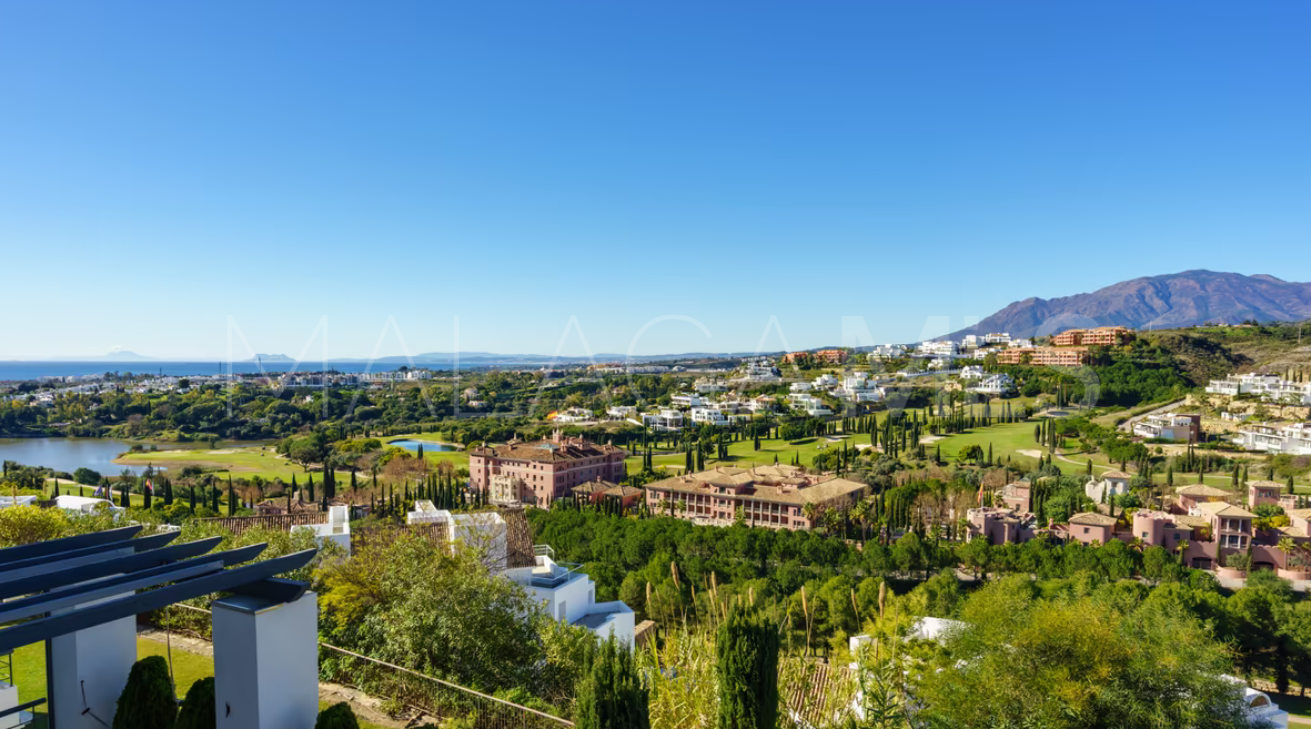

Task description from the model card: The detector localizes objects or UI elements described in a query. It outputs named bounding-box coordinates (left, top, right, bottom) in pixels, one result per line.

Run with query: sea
left=0, top=361, right=469, bottom=382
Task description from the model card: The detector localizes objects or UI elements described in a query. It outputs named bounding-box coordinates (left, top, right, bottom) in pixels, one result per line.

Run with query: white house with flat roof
left=291, top=504, right=352, bottom=555
left=504, top=548, right=635, bottom=645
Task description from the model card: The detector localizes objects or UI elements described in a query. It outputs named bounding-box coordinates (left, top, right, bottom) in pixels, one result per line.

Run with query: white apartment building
left=1008, top=338, right=1034, bottom=349
left=963, top=333, right=1011, bottom=348
left=916, top=341, right=958, bottom=358
left=1235, top=422, right=1311, bottom=455
left=1206, top=373, right=1309, bottom=404
left=868, top=344, right=908, bottom=360
left=737, top=359, right=782, bottom=383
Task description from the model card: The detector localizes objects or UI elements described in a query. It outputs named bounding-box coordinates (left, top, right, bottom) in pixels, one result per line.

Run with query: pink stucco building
left=469, top=431, right=627, bottom=508
left=966, top=507, right=1040, bottom=544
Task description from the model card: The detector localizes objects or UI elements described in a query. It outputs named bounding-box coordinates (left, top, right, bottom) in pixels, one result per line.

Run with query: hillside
left=950, top=271, right=1311, bottom=340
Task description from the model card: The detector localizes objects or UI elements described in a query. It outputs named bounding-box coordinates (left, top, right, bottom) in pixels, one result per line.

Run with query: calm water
left=0, top=437, right=167, bottom=476
left=0, top=361, right=463, bottom=382
left=387, top=439, right=458, bottom=453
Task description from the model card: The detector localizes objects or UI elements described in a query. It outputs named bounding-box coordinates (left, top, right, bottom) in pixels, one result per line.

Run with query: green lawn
left=11, top=638, right=391, bottom=729
left=115, top=445, right=361, bottom=484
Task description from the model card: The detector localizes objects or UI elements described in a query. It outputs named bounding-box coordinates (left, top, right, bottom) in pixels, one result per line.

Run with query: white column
left=212, top=592, right=318, bottom=729
left=43, top=548, right=138, bottom=729
left=47, top=610, right=137, bottom=729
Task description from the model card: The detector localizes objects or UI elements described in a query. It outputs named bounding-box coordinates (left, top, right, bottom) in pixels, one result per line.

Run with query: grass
left=11, top=637, right=392, bottom=729
left=116, top=441, right=470, bottom=482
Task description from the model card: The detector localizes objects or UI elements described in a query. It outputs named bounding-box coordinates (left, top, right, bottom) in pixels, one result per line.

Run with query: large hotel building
left=644, top=464, right=867, bottom=530
left=469, top=432, right=627, bottom=508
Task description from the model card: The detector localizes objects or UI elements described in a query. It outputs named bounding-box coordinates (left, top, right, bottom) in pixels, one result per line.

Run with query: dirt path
left=137, top=628, right=427, bottom=728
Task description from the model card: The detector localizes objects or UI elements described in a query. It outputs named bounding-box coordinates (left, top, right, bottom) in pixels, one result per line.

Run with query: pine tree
left=716, top=606, right=779, bottom=729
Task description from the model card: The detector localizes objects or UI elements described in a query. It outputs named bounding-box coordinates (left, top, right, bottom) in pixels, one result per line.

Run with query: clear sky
left=2, top=2, right=1308, bottom=360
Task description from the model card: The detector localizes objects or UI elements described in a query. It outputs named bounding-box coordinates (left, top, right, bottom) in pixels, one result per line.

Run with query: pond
left=0, top=437, right=173, bottom=476
left=386, top=439, right=459, bottom=453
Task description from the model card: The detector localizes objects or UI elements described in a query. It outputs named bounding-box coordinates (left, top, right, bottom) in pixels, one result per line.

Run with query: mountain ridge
left=948, top=270, right=1311, bottom=340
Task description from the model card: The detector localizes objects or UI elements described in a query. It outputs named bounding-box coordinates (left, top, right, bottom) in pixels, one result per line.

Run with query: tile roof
left=1101, top=470, right=1131, bottom=479
left=645, top=465, right=867, bottom=506
left=1174, top=484, right=1232, bottom=498
left=471, top=437, right=625, bottom=463
left=1069, top=512, right=1118, bottom=527
left=1195, top=501, right=1256, bottom=518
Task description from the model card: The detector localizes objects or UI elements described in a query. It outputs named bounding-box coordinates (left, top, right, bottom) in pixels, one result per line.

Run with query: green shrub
left=112, top=655, right=177, bottom=729
left=315, top=702, right=361, bottom=729
left=174, top=677, right=215, bottom=729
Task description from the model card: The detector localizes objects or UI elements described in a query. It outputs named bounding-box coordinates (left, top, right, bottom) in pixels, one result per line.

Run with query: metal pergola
left=0, top=526, right=316, bottom=727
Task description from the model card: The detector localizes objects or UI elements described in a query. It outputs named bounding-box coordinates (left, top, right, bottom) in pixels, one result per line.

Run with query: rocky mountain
left=950, top=271, right=1311, bottom=340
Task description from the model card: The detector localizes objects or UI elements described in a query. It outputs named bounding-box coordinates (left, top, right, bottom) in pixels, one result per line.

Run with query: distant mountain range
left=948, top=271, right=1311, bottom=341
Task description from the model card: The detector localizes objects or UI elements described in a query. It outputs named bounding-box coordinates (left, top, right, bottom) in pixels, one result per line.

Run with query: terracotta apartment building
left=783, top=349, right=847, bottom=365
left=644, top=464, right=867, bottom=530
left=469, top=431, right=627, bottom=508
left=1050, top=326, right=1134, bottom=347
left=995, top=346, right=1091, bottom=366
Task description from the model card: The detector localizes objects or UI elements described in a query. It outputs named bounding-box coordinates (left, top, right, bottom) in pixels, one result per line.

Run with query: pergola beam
left=0, top=549, right=317, bottom=654
left=0, top=543, right=269, bottom=624
left=0, top=535, right=224, bottom=600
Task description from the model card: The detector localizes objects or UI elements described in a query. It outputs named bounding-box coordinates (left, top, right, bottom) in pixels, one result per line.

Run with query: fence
left=157, top=604, right=573, bottom=728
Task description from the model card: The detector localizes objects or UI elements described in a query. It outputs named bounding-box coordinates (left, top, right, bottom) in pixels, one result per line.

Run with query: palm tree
left=1176, top=539, right=1190, bottom=566
left=850, top=499, right=871, bottom=544
left=1278, top=537, right=1298, bottom=573
left=802, top=502, right=823, bottom=532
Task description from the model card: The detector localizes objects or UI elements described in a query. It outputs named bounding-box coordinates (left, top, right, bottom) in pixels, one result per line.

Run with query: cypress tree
left=227, top=477, right=236, bottom=516
left=175, top=677, right=216, bottom=729
left=716, top=606, right=779, bottom=729
left=575, top=636, right=650, bottom=729
left=308, top=474, right=316, bottom=503
left=112, top=655, right=177, bottom=729
left=163, top=478, right=173, bottom=506
left=189, top=485, right=197, bottom=513
left=211, top=484, right=219, bottom=513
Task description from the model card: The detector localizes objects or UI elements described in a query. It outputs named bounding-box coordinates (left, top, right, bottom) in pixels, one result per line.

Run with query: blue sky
left=2, top=2, right=1308, bottom=359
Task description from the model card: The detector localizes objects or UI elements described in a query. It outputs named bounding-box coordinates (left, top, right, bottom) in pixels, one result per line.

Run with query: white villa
left=551, top=407, right=595, bottom=424
left=504, top=548, right=635, bottom=645
left=671, top=393, right=706, bottom=408
left=1085, top=471, right=1131, bottom=503
left=643, top=408, right=684, bottom=431
left=694, top=378, right=727, bottom=394
left=292, top=504, right=353, bottom=555
left=788, top=394, right=832, bottom=417
left=969, top=373, right=1016, bottom=396
left=606, top=405, right=637, bottom=419
left=691, top=406, right=729, bottom=426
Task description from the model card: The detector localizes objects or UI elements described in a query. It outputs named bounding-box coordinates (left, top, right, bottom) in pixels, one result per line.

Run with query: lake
left=387, top=439, right=458, bottom=453
left=0, top=437, right=168, bottom=476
